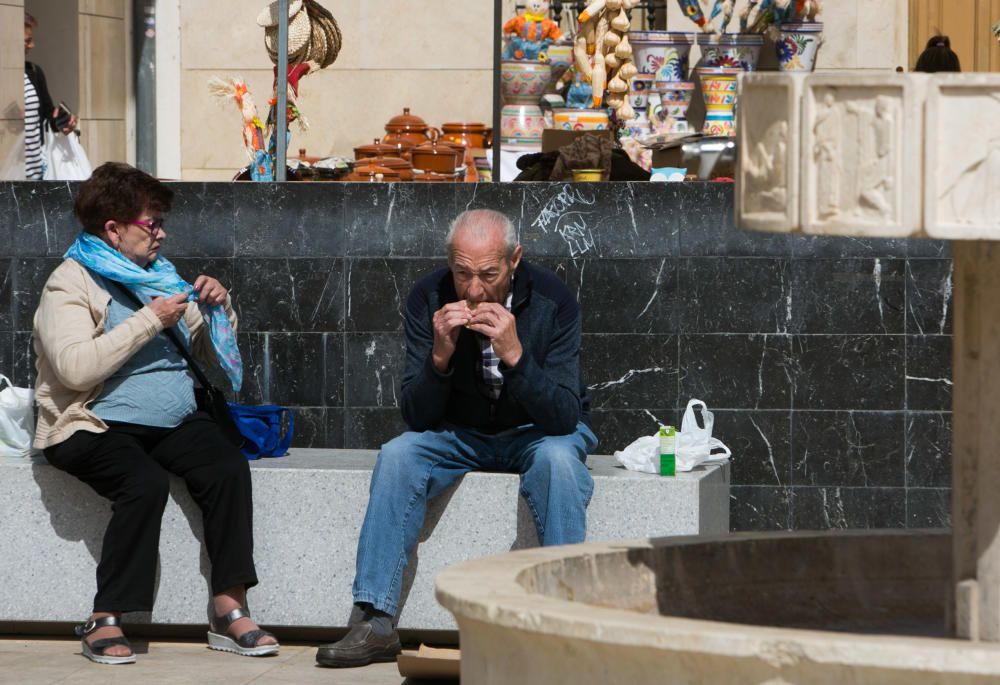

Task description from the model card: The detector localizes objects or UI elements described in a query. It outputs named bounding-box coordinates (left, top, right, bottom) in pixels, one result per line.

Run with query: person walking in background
left=914, top=35, right=962, bottom=73
left=24, top=11, right=77, bottom=179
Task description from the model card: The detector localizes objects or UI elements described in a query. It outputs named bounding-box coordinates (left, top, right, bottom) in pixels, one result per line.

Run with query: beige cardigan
left=32, top=258, right=237, bottom=450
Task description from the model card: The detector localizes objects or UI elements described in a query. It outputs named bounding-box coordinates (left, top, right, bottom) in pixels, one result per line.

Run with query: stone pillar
left=0, top=0, right=25, bottom=179
left=953, top=242, right=1000, bottom=641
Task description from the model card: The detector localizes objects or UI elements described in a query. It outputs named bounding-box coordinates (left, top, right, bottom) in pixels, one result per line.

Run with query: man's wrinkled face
left=449, top=228, right=522, bottom=305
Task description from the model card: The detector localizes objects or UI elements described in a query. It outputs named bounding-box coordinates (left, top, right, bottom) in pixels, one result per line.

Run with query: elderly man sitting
left=316, top=208, right=597, bottom=668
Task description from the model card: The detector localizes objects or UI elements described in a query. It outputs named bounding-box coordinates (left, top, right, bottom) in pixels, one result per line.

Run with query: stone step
left=0, top=449, right=729, bottom=630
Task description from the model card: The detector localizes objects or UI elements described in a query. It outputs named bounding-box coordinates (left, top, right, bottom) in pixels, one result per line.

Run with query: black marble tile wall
left=0, top=181, right=953, bottom=533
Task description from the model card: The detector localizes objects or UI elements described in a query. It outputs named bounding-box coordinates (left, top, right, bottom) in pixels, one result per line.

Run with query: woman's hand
left=192, top=275, right=228, bottom=306
left=149, top=293, right=189, bottom=328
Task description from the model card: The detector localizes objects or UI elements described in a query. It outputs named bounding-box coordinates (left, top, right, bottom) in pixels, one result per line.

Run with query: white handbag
left=0, top=375, right=36, bottom=457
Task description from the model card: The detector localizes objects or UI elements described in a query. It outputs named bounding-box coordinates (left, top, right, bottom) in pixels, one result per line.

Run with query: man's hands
left=432, top=301, right=472, bottom=372
left=431, top=301, right=523, bottom=373
left=467, top=302, right=523, bottom=368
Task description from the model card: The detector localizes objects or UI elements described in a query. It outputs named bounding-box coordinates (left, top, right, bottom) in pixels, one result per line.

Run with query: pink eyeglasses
left=127, top=218, right=165, bottom=236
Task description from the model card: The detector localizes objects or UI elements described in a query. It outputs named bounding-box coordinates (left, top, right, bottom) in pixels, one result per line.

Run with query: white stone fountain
left=435, top=72, right=1000, bottom=683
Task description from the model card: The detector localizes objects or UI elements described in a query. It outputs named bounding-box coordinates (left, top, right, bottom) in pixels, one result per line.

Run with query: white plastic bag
left=42, top=131, right=92, bottom=181
left=676, top=399, right=731, bottom=471
left=613, top=434, right=659, bottom=474
left=614, top=399, right=732, bottom=474
left=0, top=375, right=36, bottom=457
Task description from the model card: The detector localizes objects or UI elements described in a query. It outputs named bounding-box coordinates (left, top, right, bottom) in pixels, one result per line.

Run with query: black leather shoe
left=315, top=622, right=402, bottom=668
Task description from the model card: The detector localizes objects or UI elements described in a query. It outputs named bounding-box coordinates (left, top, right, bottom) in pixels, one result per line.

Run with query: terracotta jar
left=353, top=138, right=398, bottom=160
left=411, top=132, right=461, bottom=174
left=441, top=122, right=493, bottom=150
left=363, top=155, right=414, bottom=181
left=346, top=162, right=400, bottom=182
left=383, top=107, right=439, bottom=147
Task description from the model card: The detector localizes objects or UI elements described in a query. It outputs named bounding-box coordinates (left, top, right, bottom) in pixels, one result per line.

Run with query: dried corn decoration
left=575, top=0, right=642, bottom=120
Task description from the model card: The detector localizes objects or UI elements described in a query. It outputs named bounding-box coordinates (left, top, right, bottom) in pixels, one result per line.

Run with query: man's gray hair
left=445, top=209, right=518, bottom=261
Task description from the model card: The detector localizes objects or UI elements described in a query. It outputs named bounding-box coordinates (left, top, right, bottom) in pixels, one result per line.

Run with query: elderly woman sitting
left=33, top=162, right=278, bottom=664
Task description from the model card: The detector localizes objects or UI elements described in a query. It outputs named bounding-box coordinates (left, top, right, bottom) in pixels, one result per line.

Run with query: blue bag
left=227, top=403, right=294, bottom=460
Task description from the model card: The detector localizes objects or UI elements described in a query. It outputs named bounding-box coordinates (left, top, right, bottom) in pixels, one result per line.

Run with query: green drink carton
left=658, top=425, right=676, bottom=477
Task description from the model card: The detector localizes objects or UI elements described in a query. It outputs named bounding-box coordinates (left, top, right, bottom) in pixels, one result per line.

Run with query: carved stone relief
left=926, top=75, right=1000, bottom=239
left=737, top=74, right=803, bottom=233
left=802, top=76, right=919, bottom=237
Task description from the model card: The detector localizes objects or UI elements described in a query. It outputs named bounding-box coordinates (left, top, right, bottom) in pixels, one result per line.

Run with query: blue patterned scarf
left=64, top=232, right=243, bottom=392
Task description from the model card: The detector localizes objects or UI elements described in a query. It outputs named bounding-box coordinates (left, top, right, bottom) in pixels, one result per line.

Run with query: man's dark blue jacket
left=400, top=260, right=591, bottom=436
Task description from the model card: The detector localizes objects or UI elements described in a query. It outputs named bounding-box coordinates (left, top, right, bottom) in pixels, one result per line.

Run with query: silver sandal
left=207, top=606, right=280, bottom=657
left=74, top=615, right=136, bottom=665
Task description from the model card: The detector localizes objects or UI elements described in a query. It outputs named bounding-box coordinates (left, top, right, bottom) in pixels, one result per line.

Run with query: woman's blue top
left=88, top=272, right=197, bottom=427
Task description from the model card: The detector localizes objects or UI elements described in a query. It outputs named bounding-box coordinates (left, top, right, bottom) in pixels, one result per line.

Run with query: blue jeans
left=352, top=421, right=598, bottom=615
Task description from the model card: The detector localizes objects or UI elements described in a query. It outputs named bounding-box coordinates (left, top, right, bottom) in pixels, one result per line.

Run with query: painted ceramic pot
left=628, top=75, right=656, bottom=111
left=697, top=67, right=741, bottom=137
left=630, top=31, right=693, bottom=81
left=551, top=108, right=610, bottom=131
left=544, top=43, right=575, bottom=83
left=500, top=103, right=546, bottom=144
left=622, top=113, right=651, bottom=139
left=776, top=22, right=823, bottom=72
left=655, top=81, right=696, bottom=134
left=501, top=60, right=552, bottom=104
left=697, top=33, right=764, bottom=72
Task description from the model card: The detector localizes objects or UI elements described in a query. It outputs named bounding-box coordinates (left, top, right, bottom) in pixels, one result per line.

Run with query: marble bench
left=0, top=449, right=729, bottom=631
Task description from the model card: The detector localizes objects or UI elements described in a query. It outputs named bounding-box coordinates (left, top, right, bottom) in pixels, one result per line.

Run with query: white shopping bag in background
left=0, top=375, right=36, bottom=457
left=42, top=131, right=92, bottom=181
left=614, top=399, right=732, bottom=474
left=676, top=399, right=731, bottom=472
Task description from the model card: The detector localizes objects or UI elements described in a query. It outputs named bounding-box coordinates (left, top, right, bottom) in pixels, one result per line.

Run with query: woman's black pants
left=43, top=411, right=258, bottom=613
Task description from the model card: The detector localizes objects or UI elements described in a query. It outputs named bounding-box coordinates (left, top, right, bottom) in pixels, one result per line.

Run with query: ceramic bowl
left=551, top=108, right=610, bottom=131
left=630, top=31, right=693, bottom=80
left=776, top=22, right=824, bottom=72
left=629, top=75, right=656, bottom=111
left=697, top=33, right=764, bottom=72
left=500, top=103, right=546, bottom=144
left=501, top=60, right=552, bottom=104
left=571, top=168, right=605, bottom=182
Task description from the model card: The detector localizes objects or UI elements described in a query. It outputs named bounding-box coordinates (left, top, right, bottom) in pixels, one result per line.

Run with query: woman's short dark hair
left=914, top=35, right=961, bottom=73
left=24, top=11, right=37, bottom=28
left=73, top=162, right=174, bottom=236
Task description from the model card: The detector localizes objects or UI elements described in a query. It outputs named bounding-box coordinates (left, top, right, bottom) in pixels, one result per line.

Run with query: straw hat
left=260, top=0, right=311, bottom=64
left=259, top=0, right=341, bottom=68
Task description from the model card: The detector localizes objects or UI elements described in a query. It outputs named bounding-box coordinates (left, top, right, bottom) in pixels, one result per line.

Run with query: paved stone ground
left=0, top=638, right=453, bottom=685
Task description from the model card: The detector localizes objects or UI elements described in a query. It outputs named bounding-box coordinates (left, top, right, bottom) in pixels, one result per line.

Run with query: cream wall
left=0, top=0, right=25, bottom=179
left=179, top=0, right=497, bottom=180
left=76, top=0, right=129, bottom=169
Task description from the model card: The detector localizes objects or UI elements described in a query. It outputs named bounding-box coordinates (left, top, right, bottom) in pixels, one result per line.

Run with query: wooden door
left=909, top=0, right=1000, bottom=71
